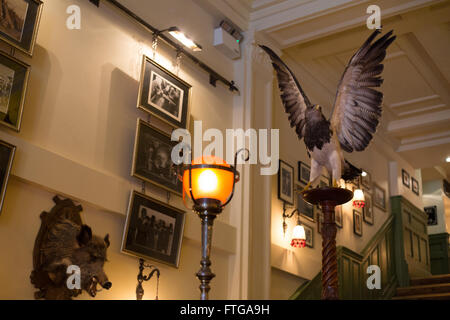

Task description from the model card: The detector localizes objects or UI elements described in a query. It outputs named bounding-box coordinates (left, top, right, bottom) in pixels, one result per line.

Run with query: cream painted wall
left=0, top=0, right=246, bottom=299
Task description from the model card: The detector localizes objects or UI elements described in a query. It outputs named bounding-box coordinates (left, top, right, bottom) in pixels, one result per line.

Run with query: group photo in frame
left=278, top=160, right=294, bottom=205
left=121, top=190, right=186, bottom=267
left=138, top=55, right=191, bottom=129
left=0, top=51, right=30, bottom=131
left=131, top=118, right=183, bottom=196
left=0, top=139, right=15, bottom=214
left=0, top=0, right=43, bottom=56
left=353, top=210, right=363, bottom=236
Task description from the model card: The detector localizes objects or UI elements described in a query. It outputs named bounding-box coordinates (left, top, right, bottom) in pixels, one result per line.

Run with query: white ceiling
left=197, top=0, right=450, bottom=181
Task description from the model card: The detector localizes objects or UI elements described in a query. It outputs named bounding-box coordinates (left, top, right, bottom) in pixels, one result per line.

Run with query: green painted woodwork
left=429, top=233, right=449, bottom=275
left=290, top=196, right=428, bottom=300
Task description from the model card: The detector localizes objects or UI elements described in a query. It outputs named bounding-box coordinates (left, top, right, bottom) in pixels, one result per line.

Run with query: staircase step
left=393, top=292, right=450, bottom=300
left=410, top=274, right=450, bottom=286
left=396, top=283, right=450, bottom=296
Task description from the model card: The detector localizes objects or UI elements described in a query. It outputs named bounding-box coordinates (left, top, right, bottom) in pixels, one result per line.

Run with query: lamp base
left=301, top=187, right=353, bottom=300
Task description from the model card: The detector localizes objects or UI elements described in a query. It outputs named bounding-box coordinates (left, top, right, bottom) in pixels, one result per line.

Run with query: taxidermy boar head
left=30, top=196, right=111, bottom=300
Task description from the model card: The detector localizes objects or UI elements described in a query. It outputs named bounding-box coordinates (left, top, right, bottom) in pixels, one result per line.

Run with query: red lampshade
left=182, top=155, right=235, bottom=205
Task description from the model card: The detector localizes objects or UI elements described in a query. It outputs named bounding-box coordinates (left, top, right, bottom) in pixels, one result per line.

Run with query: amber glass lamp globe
left=182, top=155, right=235, bottom=205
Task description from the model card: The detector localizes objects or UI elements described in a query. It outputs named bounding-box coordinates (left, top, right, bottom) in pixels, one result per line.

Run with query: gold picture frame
left=0, top=139, right=15, bottom=214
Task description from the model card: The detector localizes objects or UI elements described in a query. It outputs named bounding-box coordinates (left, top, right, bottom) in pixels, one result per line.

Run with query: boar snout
left=102, top=282, right=112, bottom=290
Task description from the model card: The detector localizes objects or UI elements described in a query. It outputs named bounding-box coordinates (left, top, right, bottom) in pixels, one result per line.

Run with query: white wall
left=0, top=0, right=246, bottom=299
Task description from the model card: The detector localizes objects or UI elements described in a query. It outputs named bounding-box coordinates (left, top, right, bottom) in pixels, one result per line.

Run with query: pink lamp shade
left=291, top=224, right=306, bottom=248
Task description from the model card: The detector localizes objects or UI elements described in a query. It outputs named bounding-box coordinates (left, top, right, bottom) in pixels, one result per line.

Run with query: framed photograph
left=121, top=190, right=186, bottom=267
left=298, top=161, right=310, bottom=185
left=278, top=160, right=294, bottom=204
left=335, top=205, right=343, bottom=228
left=0, top=0, right=43, bottom=56
left=296, top=185, right=314, bottom=222
left=373, top=183, right=387, bottom=212
left=303, top=224, right=313, bottom=248
left=138, top=56, right=191, bottom=129
left=402, top=169, right=410, bottom=188
left=361, top=170, right=371, bottom=191
left=363, top=192, right=374, bottom=225
left=0, top=139, right=15, bottom=214
left=132, top=119, right=183, bottom=195
left=424, top=206, right=437, bottom=226
left=412, top=177, right=419, bottom=196
left=0, top=51, right=30, bottom=132
left=353, top=210, right=362, bottom=236
left=316, top=208, right=323, bottom=235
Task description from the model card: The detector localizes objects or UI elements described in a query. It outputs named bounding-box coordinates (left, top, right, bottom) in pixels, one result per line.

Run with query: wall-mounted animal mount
left=30, top=196, right=111, bottom=300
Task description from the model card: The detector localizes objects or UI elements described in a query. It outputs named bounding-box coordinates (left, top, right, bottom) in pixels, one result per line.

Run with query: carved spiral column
left=321, top=201, right=339, bottom=300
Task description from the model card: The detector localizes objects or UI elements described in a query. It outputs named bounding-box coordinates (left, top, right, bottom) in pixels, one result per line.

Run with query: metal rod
left=90, top=0, right=239, bottom=94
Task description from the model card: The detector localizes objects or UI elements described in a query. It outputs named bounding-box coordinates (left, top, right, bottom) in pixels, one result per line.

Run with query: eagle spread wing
left=259, top=45, right=312, bottom=139
left=330, top=29, right=396, bottom=152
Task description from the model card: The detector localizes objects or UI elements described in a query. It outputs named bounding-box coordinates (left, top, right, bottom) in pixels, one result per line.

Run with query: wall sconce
left=182, top=149, right=249, bottom=300
left=160, top=26, right=202, bottom=52
left=136, top=259, right=160, bottom=300
left=282, top=202, right=306, bottom=248
left=353, top=189, right=365, bottom=208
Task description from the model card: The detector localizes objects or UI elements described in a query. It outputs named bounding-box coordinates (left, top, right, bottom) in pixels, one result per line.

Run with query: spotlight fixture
left=361, top=171, right=367, bottom=177
left=282, top=202, right=306, bottom=248
left=446, top=156, right=450, bottom=163
left=181, top=149, right=249, bottom=300
left=353, top=189, right=365, bottom=208
left=166, top=26, right=202, bottom=52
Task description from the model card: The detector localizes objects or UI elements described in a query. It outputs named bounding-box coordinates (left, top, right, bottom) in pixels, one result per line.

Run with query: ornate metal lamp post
left=302, top=187, right=353, bottom=300
left=182, top=149, right=249, bottom=300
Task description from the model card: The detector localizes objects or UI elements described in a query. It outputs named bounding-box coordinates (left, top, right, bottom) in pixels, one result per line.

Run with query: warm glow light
left=446, top=156, right=450, bottom=163
left=168, top=29, right=202, bottom=51
left=183, top=156, right=235, bottom=205
left=361, top=171, right=367, bottom=177
left=353, top=189, right=365, bottom=208
left=291, top=225, right=306, bottom=248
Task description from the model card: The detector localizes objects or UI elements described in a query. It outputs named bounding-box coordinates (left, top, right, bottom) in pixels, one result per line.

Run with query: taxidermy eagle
left=261, top=29, right=395, bottom=190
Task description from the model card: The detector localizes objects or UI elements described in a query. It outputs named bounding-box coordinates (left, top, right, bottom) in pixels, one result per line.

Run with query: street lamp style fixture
left=352, top=189, right=365, bottom=208
left=182, top=149, right=249, bottom=300
left=282, top=202, right=306, bottom=248
left=165, top=26, right=203, bottom=52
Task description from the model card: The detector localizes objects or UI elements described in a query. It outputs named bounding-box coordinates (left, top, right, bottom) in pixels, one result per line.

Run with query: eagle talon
left=332, top=179, right=339, bottom=188
left=300, top=182, right=311, bottom=194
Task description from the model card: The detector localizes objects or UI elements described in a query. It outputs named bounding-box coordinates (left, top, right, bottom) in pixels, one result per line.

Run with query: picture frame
left=132, top=119, right=183, bottom=196
left=402, top=169, right=410, bottom=188
left=0, top=139, right=15, bottom=214
left=424, top=206, right=437, bottom=226
left=0, top=0, right=43, bottom=56
left=412, top=177, right=419, bottom=196
left=121, top=190, right=186, bottom=268
left=0, top=51, right=30, bottom=132
left=296, top=184, right=314, bottom=222
left=278, top=160, right=294, bottom=205
left=353, top=210, right=362, bottom=236
left=137, top=56, right=191, bottom=129
left=373, top=183, right=387, bottom=212
left=316, top=208, right=323, bottom=235
left=298, top=161, right=310, bottom=185
left=303, top=224, right=313, bottom=248
left=363, top=192, right=374, bottom=225
left=360, top=170, right=371, bottom=191
left=335, top=205, right=343, bottom=228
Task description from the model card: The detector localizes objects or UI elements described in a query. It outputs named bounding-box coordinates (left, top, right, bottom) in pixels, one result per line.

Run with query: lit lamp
left=166, top=26, right=202, bottom=52
left=282, top=202, right=306, bottom=248
left=353, top=189, right=365, bottom=208
left=182, top=149, right=249, bottom=300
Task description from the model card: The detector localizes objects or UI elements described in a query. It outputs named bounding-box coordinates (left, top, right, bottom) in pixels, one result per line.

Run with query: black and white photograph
left=402, top=169, right=410, bottom=188
left=278, top=160, right=294, bottom=204
left=303, top=224, right=313, bottom=248
left=298, top=161, right=310, bottom=185
left=424, top=206, right=437, bottom=226
left=138, top=56, right=191, bottom=129
left=353, top=210, right=362, bottom=236
left=412, top=177, right=419, bottom=196
left=132, top=119, right=183, bottom=195
left=121, top=191, right=185, bottom=267
left=297, top=185, right=314, bottom=221
left=373, top=183, right=387, bottom=212
left=0, top=0, right=43, bottom=56
left=0, top=51, right=29, bottom=132
left=0, top=139, right=15, bottom=215
left=363, top=192, right=374, bottom=225
left=335, top=205, right=343, bottom=228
